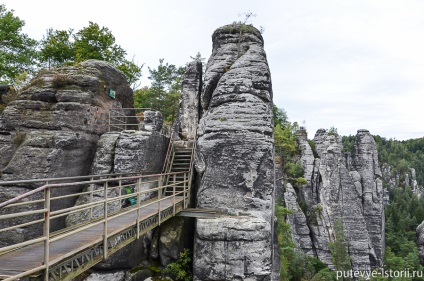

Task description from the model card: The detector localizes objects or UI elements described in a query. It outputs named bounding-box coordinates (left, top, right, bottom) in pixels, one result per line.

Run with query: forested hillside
left=275, top=105, right=424, bottom=280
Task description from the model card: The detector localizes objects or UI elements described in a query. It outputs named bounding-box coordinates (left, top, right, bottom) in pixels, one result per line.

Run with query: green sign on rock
left=108, top=89, right=116, bottom=99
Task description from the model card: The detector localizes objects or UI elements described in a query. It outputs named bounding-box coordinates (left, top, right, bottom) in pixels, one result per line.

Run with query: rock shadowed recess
left=285, top=129, right=385, bottom=270
left=0, top=60, right=133, bottom=246
left=194, top=24, right=274, bottom=280
left=417, top=221, right=424, bottom=265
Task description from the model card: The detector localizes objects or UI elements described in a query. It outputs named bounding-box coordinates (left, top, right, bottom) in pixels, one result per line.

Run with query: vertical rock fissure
left=194, top=24, right=273, bottom=280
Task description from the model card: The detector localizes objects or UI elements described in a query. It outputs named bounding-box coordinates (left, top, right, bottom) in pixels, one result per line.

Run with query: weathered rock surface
left=174, top=61, right=202, bottom=140
left=83, top=271, right=126, bottom=281
left=194, top=24, right=274, bottom=280
left=285, top=129, right=385, bottom=271
left=352, top=129, right=384, bottom=266
left=65, top=127, right=168, bottom=269
left=158, top=217, right=187, bottom=266
left=284, top=183, right=313, bottom=255
left=0, top=60, right=133, bottom=246
left=417, top=220, right=424, bottom=265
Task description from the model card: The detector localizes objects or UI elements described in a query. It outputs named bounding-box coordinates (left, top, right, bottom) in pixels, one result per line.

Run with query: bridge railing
left=0, top=171, right=190, bottom=281
left=108, top=107, right=170, bottom=136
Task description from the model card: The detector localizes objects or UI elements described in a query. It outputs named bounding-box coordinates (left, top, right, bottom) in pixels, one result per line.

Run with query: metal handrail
left=0, top=171, right=146, bottom=186
left=0, top=170, right=191, bottom=281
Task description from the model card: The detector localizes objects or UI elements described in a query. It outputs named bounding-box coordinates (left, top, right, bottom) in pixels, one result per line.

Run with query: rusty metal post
left=183, top=173, right=187, bottom=209
left=173, top=174, right=176, bottom=215
left=43, top=184, right=51, bottom=280
left=158, top=176, right=162, bottom=225
left=103, top=181, right=108, bottom=259
left=89, top=176, right=94, bottom=220
left=136, top=178, right=141, bottom=239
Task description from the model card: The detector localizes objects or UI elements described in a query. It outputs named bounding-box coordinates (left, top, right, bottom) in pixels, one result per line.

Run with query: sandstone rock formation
left=284, top=129, right=385, bottom=271
left=194, top=24, right=274, bottom=280
left=0, top=60, right=133, bottom=246
left=417, top=220, right=424, bottom=265
left=173, top=61, right=202, bottom=141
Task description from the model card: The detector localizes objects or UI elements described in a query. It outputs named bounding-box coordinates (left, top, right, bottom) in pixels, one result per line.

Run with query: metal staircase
left=0, top=138, right=196, bottom=281
left=162, top=141, right=195, bottom=197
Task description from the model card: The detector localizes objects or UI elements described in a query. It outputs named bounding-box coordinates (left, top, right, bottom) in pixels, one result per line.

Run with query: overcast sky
left=3, top=0, right=424, bottom=140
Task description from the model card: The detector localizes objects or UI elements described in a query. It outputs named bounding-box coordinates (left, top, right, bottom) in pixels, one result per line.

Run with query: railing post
left=103, top=181, right=108, bottom=260
left=136, top=178, right=141, bottom=239
left=43, top=184, right=51, bottom=280
left=173, top=174, right=176, bottom=215
left=183, top=173, right=187, bottom=209
left=89, top=176, right=94, bottom=220
left=158, top=176, right=162, bottom=225
left=108, top=110, right=111, bottom=132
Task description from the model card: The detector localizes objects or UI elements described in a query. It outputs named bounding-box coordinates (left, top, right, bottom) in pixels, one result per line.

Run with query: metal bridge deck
left=0, top=197, right=183, bottom=279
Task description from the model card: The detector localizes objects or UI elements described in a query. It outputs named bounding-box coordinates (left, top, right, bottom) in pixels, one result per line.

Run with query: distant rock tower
left=193, top=24, right=275, bottom=280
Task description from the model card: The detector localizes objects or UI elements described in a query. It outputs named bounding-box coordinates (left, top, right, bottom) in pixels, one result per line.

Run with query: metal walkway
left=0, top=141, right=195, bottom=280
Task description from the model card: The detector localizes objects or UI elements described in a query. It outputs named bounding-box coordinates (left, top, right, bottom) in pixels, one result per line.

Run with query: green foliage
left=73, top=22, right=125, bottom=64
left=273, top=105, right=288, bottom=128
left=13, top=131, right=26, bottom=146
left=341, top=135, right=355, bottom=156
left=327, top=126, right=339, bottom=136
left=275, top=201, right=335, bottom=280
left=134, top=59, right=185, bottom=122
left=374, top=135, right=424, bottom=186
left=0, top=4, right=38, bottom=83
left=384, top=186, right=424, bottom=280
left=39, top=28, right=75, bottom=68
left=308, top=205, right=323, bottom=226
left=328, top=219, right=351, bottom=274
left=308, top=140, right=319, bottom=158
left=164, top=248, right=193, bottom=281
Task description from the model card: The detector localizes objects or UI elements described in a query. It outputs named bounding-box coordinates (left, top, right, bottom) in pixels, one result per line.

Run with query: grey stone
left=193, top=24, right=274, bottom=280
left=285, top=129, right=385, bottom=271
left=174, top=61, right=202, bottom=140
left=142, top=111, right=163, bottom=132
left=194, top=217, right=272, bottom=280
left=417, top=221, right=424, bottom=265
left=0, top=60, right=133, bottom=247
left=158, top=217, right=186, bottom=266
left=283, top=183, right=313, bottom=255
left=83, top=271, right=126, bottom=281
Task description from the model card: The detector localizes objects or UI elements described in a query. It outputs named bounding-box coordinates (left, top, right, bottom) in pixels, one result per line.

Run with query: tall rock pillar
left=193, top=24, right=274, bottom=280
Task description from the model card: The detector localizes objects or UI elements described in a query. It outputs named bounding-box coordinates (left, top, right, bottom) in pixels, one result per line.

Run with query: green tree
left=73, top=22, right=142, bottom=87
left=39, top=28, right=74, bottom=68
left=135, top=59, right=185, bottom=122
left=0, top=4, right=38, bottom=83
left=328, top=219, right=351, bottom=277
left=73, top=22, right=125, bottom=64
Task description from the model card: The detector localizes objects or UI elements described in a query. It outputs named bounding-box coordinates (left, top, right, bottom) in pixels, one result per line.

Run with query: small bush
left=164, top=248, right=193, bottom=281
left=52, top=74, right=73, bottom=88
left=13, top=132, right=26, bottom=146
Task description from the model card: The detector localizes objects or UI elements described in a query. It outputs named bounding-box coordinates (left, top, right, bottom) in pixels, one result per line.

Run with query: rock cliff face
left=194, top=24, right=274, bottom=280
left=173, top=61, right=202, bottom=141
left=0, top=60, right=133, bottom=246
left=417, top=221, right=424, bottom=265
left=285, top=129, right=385, bottom=271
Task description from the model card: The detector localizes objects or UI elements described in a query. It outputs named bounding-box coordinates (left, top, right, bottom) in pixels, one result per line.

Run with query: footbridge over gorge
left=0, top=115, right=212, bottom=280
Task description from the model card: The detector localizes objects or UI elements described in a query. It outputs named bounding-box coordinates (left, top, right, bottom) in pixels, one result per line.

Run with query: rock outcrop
left=0, top=60, right=133, bottom=246
left=65, top=120, right=168, bottom=269
left=285, top=129, right=385, bottom=271
left=194, top=24, right=274, bottom=280
left=173, top=61, right=202, bottom=140
left=417, top=221, right=424, bottom=265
